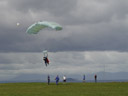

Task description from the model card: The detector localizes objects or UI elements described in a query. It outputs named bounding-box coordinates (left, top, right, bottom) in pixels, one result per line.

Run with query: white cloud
left=0, top=51, right=128, bottom=80
left=1, top=0, right=128, bottom=52
left=1, top=0, right=128, bottom=81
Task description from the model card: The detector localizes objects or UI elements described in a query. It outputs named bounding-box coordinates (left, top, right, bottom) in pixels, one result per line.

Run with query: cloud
left=0, top=0, right=128, bottom=52
left=1, top=0, right=128, bottom=81
left=0, top=51, right=128, bottom=81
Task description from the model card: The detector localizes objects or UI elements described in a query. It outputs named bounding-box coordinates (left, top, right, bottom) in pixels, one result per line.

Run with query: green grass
left=0, top=82, right=128, bottom=96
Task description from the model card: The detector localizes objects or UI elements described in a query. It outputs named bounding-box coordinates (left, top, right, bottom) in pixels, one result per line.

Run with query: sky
left=0, top=0, right=128, bottom=81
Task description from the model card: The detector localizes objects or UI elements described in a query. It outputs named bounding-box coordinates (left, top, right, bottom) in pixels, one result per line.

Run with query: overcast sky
left=0, top=0, right=128, bottom=81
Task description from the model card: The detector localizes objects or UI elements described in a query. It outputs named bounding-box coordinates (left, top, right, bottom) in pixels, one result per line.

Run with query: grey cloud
left=0, top=0, right=128, bottom=52
left=61, top=0, right=128, bottom=25
left=0, top=53, right=42, bottom=64
left=0, top=51, right=128, bottom=72
left=0, top=51, right=128, bottom=81
left=8, top=0, right=77, bottom=15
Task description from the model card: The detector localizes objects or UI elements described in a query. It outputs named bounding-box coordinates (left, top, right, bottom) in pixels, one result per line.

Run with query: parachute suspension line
left=43, top=50, right=48, bottom=57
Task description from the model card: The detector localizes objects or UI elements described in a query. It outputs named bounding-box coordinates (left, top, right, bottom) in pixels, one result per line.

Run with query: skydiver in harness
left=43, top=50, right=49, bottom=67
left=43, top=57, right=49, bottom=66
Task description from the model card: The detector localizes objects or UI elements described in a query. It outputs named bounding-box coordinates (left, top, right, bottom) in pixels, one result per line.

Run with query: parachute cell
left=26, top=21, right=62, bottom=34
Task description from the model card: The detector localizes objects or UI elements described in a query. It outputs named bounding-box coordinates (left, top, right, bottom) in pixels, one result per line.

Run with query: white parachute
left=26, top=21, right=62, bottom=34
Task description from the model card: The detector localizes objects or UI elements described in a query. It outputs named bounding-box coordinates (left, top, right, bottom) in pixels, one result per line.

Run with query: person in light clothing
left=63, top=75, right=66, bottom=83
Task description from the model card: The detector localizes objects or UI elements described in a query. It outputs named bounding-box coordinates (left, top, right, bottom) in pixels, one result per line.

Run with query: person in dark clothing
left=94, top=74, right=97, bottom=83
left=43, top=57, right=49, bottom=66
left=48, top=75, right=50, bottom=85
left=83, top=74, right=85, bottom=82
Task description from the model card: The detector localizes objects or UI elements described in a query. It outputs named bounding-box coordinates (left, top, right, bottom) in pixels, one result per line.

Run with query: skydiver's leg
left=45, top=63, right=47, bottom=66
left=44, top=58, right=47, bottom=66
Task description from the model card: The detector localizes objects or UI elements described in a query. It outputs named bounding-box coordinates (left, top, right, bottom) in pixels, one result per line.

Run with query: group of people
left=83, top=74, right=97, bottom=83
left=43, top=51, right=98, bottom=83
left=47, top=75, right=66, bottom=85
left=47, top=74, right=97, bottom=85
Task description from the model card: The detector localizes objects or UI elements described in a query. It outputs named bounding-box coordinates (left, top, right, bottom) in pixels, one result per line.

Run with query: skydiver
left=43, top=57, right=47, bottom=66
left=43, top=57, right=49, bottom=66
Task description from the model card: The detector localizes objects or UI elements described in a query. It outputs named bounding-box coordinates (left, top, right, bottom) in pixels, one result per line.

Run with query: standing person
left=83, top=74, right=85, bottom=82
left=63, top=75, right=66, bottom=83
left=48, top=75, right=50, bottom=85
left=55, top=75, right=59, bottom=85
left=94, top=74, right=97, bottom=83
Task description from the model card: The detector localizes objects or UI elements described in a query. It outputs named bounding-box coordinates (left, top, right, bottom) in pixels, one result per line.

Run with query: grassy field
left=0, top=82, right=128, bottom=96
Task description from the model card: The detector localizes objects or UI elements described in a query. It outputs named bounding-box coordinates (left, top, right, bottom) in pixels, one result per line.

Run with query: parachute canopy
left=26, top=21, right=62, bottom=34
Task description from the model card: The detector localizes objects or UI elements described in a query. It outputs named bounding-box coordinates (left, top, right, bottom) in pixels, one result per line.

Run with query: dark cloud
left=0, top=0, right=128, bottom=52
left=0, top=52, right=128, bottom=80
left=8, top=0, right=77, bottom=15
left=1, top=0, right=128, bottom=81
